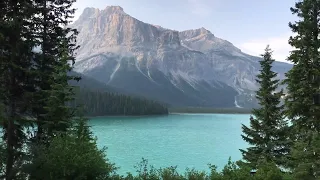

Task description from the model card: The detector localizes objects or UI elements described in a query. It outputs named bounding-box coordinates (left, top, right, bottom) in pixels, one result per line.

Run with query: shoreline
left=86, top=114, right=169, bottom=119
left=168, top=107, right=253, bottom=115
left=169, top=112, right=252, bottom=115
left=86, top=111, right=252, bottom=119
left=85, top=108, right=253, bottom=118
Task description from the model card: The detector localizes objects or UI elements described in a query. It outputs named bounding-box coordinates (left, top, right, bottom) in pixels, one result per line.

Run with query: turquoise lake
left=89, top=113, right=250, bottom=175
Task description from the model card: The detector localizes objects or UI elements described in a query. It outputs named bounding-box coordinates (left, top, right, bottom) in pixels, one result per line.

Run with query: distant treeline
left=169, top=107, right=252, bottom=114
left=69, top=88, right=169, bottom=116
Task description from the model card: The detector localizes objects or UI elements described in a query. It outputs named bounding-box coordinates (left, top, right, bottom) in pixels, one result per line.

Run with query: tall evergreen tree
left=24, top=108, right=117, bottom=180
left=0, top=0, right=36, bottom=179
left=30, top=0, right=79, bottom=143
left=284, top=0, right=320, bottom=178
left=0, top=103, right=5, bottom=178
left=240, top=45, right=289, bottom=168
left=43, top=40, right=79, bottom=137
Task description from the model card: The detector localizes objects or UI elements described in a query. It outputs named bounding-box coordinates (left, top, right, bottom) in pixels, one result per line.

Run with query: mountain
left=179, top=28, right=291, bottom=91
left=68, top=71, right=127, bottom=94
left=68, top=71, right=169, bottom=116
left=69, top=6, right=292, bottom=108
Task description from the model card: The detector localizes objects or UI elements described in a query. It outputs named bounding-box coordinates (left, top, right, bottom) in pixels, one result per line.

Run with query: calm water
left=89, top=113, right=250, bottom=175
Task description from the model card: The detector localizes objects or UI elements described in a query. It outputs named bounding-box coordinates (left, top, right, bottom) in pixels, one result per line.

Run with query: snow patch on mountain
left=170, top=70, right=199, bottom=90
left=234, top=96, right=243, bottom=108
left=73, top=56, right=105, bottom=73
left=108, top=62, right=121, bottom=84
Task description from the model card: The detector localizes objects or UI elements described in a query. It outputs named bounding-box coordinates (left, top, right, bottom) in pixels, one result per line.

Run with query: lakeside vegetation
left=70, top=88, right=168, bottom=116
left=169, top=107, right=252, bottom=114
left=1, top=0, right=320, bottom=180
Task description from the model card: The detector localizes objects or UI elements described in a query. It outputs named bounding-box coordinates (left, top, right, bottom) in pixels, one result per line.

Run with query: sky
left=72, top=0, right=297, bottom=63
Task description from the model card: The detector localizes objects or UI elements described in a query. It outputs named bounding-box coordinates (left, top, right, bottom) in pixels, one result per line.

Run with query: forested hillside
left=70, top=88, right=168, bottom=116
left=68, top=71, right=168, bottom=116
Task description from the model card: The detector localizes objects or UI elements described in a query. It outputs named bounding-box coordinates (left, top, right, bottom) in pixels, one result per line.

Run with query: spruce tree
left=240, top=45, right=289, bottom=168
left=284, top=0, right=320, bottom=178
left=0, top=0, right=36, bottom=179
left=30, top=0, right=79, bottom=143
left=25, top=115, right=117, bottom=180
left=43, top=40, right=78, bottom=137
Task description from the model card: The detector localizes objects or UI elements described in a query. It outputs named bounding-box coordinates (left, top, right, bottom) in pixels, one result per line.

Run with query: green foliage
left=1, top=0, right=319, bottom=179
left=0, top=0, right=37, bottom=178
left=284, top=0, right=320, bottom=178
left=240, top=46, right=290, bottom=168
left=289, top=132, right=320, bottom=179
left=109, top=158, right=292, bottom=180
left=284, top=0, right=320, bottom=131
left=219, top=158, right=253, bottom=180
left=133, top=158, right=159, bottom=180
left=0, top=140, right=5, bottom=178
left=71, top=89, right=168, bottom=116
left=159, top=166, right=184, bottom=180
left=42, top=41, right=77, bottom=138
left=0, top=103, right=4, bottom=123
left=185, top=168, right=207, bottom=180
left=24, top=118, right=117, bottom=180
left=208, top=165, right=224, bottom=180
left=254, top=161, right=286, bottom=180
left=29, top=0, right=80, bottom=144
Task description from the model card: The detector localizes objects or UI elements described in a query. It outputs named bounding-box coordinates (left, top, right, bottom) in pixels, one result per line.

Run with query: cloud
left=238, top=33, right=293, bottom=63
left=187, top=0, right=212, bottom=17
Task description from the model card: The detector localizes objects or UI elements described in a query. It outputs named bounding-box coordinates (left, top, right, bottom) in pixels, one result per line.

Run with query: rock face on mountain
left=179, top=28, right=290, bottom=91
left=70, top=6, right=292, bottom=108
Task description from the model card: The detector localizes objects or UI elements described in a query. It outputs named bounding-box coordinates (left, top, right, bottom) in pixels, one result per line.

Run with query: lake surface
left=89, top=113, right=250, bottom=175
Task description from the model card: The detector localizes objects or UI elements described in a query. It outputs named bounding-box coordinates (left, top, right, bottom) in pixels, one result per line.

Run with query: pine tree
left=25, top=111, right=117, bottom=180
left=240, top=45, right=289, bottom=168
left=43, top=39, right=79, bottom=137
left=0, top=0, right=36, bottom=179
left=284, top=0, right=320, bottom=178
left=0, top=103, right=5, bottom=178
left=30, top=0, right=79, bottom=143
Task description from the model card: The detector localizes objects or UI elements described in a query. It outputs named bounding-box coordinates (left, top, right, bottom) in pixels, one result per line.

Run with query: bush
left=24, top=119, right=117, bottom=180
left=254, top=161, right=286, bottom=180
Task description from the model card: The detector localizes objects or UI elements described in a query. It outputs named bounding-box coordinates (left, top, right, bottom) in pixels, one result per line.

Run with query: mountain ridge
left=70, top=6, right=292, bottom=108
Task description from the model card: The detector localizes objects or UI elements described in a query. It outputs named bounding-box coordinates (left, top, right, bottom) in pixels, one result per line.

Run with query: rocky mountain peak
left=104, top=5, right=124, bottom=12
left=179, top=27, right=214, bottom=39
left=198, top=27, right=213, bottom=35
left=71, top=6, right=186, bottom=59
left=79, top=7, right=99, bottom=19
left=76, top=6, right=126, bottom=23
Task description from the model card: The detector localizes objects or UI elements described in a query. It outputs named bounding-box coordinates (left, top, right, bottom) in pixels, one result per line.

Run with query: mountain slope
left=69, top=6, right=292, bottom=108
left=179, top=28, right=292, bottom=91
left=73, top=55, right=237, bottom=107
left=68, top=71, right=168, bottom=116
left=68, top=70, right=127, bottom=94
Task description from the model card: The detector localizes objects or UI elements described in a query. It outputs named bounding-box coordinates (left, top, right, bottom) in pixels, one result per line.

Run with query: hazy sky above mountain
left=72, top=0, right=296, bottom=63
